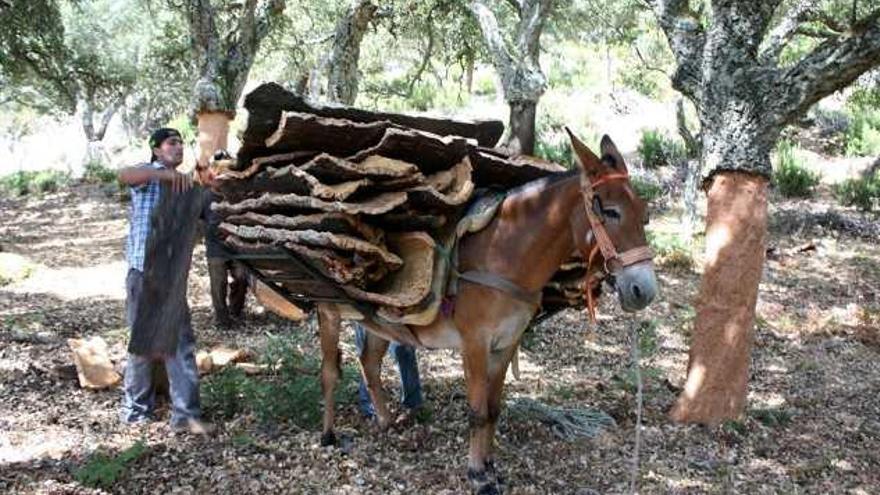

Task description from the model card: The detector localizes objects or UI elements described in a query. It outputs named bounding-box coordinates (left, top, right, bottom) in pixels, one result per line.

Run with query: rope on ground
left=629, top=320, right=644, bottom=495
left=506, top=397, right=616, bottom=441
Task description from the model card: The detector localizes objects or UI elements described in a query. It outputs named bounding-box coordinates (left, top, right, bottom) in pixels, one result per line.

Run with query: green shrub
left=74, top=441, right=146, bottom=489
left=751, top=407, right=792, bottom=428
left=535, top=137, right=573, bottom=167
left=834, top=172, right=880, bottom=212
left=83, top=161, right=118, bottom=184
left=648, top=231, right=693, bottom=272
left=617, top=66, right=662, bottom=99
left=202, top=333, right=357, bottom=428
left=202, top=366, right=250, bottom=419
left=773, top=140, right=820, bottom=198
left=0, top=170, right=70, bottom=196
left=630, top=177, right=663, bottom=203
left=637, top=129, right=685, bottom=169
left=845, top=107, right=880, bottom=157
left=534, top=105, right=577, bottom=167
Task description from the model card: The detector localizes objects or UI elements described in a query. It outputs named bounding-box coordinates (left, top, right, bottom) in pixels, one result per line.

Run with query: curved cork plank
left=211, top=190, right=408, bottom=217
left=223, top=211, right=384, bottom=244
left=218, top=223, right=403, bottom=269
left=265, top=111, right=391, bottom=157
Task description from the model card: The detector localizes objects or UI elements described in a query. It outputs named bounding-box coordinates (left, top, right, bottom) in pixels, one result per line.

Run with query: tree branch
left=633, top=45, right=670, bottom=76
left=676, top=98, right=700, bottom=158
left=95, top=92, right=127, bottom=140
left=759, top=0, right=819, bottom=64
left=407, top=6, right=437, bottom=97
left=643, top=0, right=705, bottom=99
left=254, top=0, right=286, bottom=45
left=776, top=9, right=880, bottom=123
left=516, top=0, right=554, bottom=60
left=503, top=0, right=523, bottom=16
left=469, top=0, right=515, bottom=71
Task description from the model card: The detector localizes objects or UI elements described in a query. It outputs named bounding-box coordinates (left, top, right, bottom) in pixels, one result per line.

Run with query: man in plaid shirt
left=117, top=128, right=212, bottom=435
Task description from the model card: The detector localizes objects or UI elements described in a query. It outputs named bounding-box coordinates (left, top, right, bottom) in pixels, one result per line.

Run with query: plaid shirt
left=125, top=162, right=166, bottom=272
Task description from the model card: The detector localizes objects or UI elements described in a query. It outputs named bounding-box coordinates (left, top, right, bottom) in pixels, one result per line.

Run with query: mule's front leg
left=482, top=344, right=519, bottom=490
left=317, top=303, right=342, bottom=446
left=462, top=339, right=500, bottom=495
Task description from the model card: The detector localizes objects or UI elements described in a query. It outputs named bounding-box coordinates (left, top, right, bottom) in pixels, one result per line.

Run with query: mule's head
left=565, top=128, right=657, bottom=312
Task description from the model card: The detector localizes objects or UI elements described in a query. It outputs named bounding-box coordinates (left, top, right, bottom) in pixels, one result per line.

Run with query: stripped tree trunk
left=646, top=0, right=880, bottom=424
left=469, top=0, right=554, bottom=155
left=186, top=0, right=286, bottom=165
left=327, top=0, right=378, bottom=105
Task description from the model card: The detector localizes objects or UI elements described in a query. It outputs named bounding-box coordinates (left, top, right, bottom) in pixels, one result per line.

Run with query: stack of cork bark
left=211, top=82, right=588, bottom=316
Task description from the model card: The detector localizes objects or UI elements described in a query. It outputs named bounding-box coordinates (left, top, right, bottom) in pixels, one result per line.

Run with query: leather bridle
left=579, top=172, right=654, bottom=323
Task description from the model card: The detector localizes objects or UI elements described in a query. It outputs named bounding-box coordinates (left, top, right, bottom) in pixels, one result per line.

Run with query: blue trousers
left=354, top=324, right=423, bottom=417
left=120, top=269, right=201, bottom=426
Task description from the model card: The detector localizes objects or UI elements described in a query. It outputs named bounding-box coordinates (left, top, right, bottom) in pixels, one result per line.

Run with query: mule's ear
left=565, top=127, right=603, bottom=175
left=599, top=134, right=627, bottom=172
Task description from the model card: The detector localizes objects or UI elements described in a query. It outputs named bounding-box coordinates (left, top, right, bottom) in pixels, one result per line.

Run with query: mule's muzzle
left=616, top=261, right=657, bottom=311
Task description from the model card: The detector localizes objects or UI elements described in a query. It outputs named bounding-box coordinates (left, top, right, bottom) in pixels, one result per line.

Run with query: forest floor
left=0, top=177, right=878, bottom=494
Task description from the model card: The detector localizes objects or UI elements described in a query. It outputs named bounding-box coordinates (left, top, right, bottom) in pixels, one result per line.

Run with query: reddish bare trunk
left=670, top=171, right=769, bottom=424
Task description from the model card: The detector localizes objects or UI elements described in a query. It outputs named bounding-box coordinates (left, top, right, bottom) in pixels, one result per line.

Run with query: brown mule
left=317, top=131, right=658, bottom=494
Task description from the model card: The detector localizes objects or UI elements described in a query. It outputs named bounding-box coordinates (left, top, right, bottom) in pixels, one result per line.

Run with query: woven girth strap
left=456, top=270, right=542, bottom=306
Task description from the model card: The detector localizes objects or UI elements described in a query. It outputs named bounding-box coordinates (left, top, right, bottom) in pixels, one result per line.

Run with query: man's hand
left=194, top=163, right=217, bottom=188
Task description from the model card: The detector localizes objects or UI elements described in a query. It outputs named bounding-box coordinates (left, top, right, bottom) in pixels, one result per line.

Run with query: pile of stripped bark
left=210, top=82, right=589, bottom=319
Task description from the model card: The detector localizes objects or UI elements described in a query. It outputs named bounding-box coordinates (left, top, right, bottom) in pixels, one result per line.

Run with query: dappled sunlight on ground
left=9, top=261, right=127, bottom=301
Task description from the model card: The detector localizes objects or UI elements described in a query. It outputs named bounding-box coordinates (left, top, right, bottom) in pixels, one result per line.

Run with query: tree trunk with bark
left=186, top=0, right=286, bottom=165
left=326, top=0, right=378, bottom=105
left=81, top=94, right=125, bottom=166
left=646, top=0, right=880, bottom=424
left=677, top=99, right=703, bottom=241
left=469, top=0, right=554, bottom=155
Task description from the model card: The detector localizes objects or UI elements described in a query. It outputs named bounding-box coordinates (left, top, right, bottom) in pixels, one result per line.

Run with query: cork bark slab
left=347, top=128, right=472, bottom=175
left=224, top=211, right=384, bottom=244
left=211, top=190, right=408, bottom=217
left=218, top=223, right=403, bottom=269
left=405, top=157, right=475, bottom=210
left=469, top=148, right=567, bottom=188
left=338, top=232, right=436, bottom=308
left=236, top=82, right=504, bottom=169
left=217, top=151, right=318, bottom=181
left=299, top=154, right=420, bottom=183
left=265, top=111, right=392, bottom=157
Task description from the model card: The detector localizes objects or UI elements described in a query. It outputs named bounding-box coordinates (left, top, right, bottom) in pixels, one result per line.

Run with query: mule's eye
left=602, top=208, right=621, bottom=221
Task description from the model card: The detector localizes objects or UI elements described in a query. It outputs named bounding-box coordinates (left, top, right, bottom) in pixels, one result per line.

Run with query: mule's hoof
left=468, top=468, right=503, bottom=495
left=476, top=483, right=502, bottom=495
left=320, top=431, right=337, bottom=447
left=485, top=460, right=505, bottom=487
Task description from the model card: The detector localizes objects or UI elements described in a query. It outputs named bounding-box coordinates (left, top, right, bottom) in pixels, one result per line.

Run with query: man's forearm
left=118, top=167, right=193, bottom=193
left=118, top=167, right=165, bottom=186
